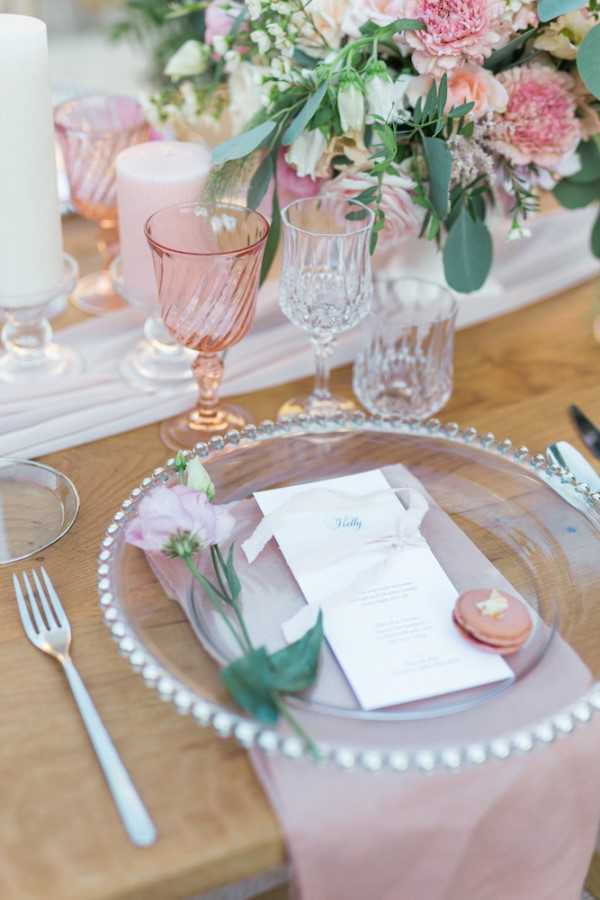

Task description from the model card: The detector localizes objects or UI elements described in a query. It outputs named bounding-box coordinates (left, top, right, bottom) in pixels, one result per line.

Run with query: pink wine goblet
left=145, top=202, right=270, bottom=451
left=55, top=95, right=150, bottom=315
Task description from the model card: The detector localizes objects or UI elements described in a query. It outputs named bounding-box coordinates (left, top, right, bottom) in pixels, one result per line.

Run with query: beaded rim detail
left=96, top=413, right=600, bottom=772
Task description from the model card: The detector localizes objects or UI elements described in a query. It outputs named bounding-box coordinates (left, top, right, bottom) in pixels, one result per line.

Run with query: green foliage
left=247, top=153, right=275, bottom=211
left=592, top=210, right=600, bottom=258
left=212, top=121, right=277, bottom=166
left=443, top=206, right=493, bottom=293
left=260, top=184, right=281, bottom=285
left=538, top=0, right=586, bottom=22
left=577, top=23, right=600, bottom=101
left=422, top=137, right=452, bottom=219
left=268, top=613, right=324, bottom=693
left=282, top=81, right=329, bottom=146
left=485, top=28, right=537, bottom=71
left=570, top=138, right=600, bottom=184
left=553, top=178, right=600, bottom=208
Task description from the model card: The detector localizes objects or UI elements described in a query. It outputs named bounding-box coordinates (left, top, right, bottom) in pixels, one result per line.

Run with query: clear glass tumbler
left=353, top=277, right=457, bottom=420
left=145, top=202, right=270, bottom=451
left=55, top=95, right=150, bottom=315
left=278, top=195, right=374, bottom=418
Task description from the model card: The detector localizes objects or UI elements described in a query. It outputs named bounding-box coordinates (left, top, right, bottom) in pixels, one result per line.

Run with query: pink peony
left=490, top=64, right=581, bottom=169
left=125, top=484, right=235, bottom=553
left=407, top=65, right=507, bottom=119
left=324, top=170, right=424, bottom=250
left=205, top=0, right=238, bottom=45
left=403, top=0, right=505, bottom=74
left=342, top=0, right=409, bottom=38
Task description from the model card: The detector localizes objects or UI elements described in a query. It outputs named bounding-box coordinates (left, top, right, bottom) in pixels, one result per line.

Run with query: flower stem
left=183, top=555, right=247, bottom=655
left=210, top=544, right=254, bottom=654
left=274, top=694, right=320, bottom=761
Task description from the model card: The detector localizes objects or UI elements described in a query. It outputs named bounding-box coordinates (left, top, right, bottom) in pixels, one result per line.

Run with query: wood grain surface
left=2, top=214, right=600, bottom=900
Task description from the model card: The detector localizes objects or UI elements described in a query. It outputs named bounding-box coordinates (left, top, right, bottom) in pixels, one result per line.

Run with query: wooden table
left=2, top=216, right=600, bottom=900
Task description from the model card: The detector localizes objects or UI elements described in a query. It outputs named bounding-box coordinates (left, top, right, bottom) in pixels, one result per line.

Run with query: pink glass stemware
left=55, top=95, right=150, bottom=315
left=145, top=202, right=270, bottom=450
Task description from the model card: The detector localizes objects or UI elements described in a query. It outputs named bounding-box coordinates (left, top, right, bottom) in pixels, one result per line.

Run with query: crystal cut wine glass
left=55, top=95, right=150, bottom=315
left=145, top=202, right=270, bottom=450
left=278, top=195, right=374, bottom=418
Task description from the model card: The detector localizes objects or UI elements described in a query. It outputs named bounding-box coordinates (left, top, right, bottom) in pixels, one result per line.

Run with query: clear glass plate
left=98, top=416, right=600, bottom=769
left=0, top=459, right=80, bottom=565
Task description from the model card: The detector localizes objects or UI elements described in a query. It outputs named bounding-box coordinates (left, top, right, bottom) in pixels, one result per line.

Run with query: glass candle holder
left=145, top=202, right=270, bottom=450
left=353, top=277, right=458, bottom=420
left=55, top=95, right=150, bottom=316
left=0, top=253, right=81, bottom=383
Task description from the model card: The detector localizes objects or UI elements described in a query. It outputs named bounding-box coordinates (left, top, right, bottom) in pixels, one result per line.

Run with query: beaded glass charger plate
left=98, top=416, right=600, bottom=771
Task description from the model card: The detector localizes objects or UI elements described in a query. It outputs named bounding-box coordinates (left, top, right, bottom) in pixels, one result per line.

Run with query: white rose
left=228, top=62, right=267, bottom=129
left=165, top=40, right=210, bottom=80
left=286, top=128, right=327, bottom=178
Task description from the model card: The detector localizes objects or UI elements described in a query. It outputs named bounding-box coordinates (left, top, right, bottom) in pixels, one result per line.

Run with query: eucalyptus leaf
left=221, top=648, right=279, bottom=723
left=592, top=208, right=600, bottom=259
left=577, top=23, right=600, bottom=101
left=282, top=81, right=328, bottom=146
left=269, top=612, right=324, bottom=693
left=484, top=28, right=536, bottom=71
left=247, top=153, right=274, bottom=210
left=423, top=136, right=452, bottom=220
left=448, top=102, right=475, bottom=118
left=213, top=121, right=276, bottom=166
left=538, top=0, right=585, bottom=22
left=443, top=206, right=492, bottom=293
left=260, top=184, right=281, bottom=285
left=292, top=47, right=319, bottom=68
left=570, top=139, right=600, bottom=184
left=553, top=178, right=600, bottom=209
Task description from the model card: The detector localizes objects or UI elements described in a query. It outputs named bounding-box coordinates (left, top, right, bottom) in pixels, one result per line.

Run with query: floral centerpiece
left=114, top=0, right=600, bottom=292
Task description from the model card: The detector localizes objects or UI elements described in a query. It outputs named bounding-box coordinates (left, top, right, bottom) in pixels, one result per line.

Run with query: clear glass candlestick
left=55, top=95, right=150, bottom=316
left=0, top=253, right=81, bottom=383
left=278, top=195, right=374, bottom=419
left=109, top=256, right=196, bottom=392
left=145, top=201, right=269, bottom=450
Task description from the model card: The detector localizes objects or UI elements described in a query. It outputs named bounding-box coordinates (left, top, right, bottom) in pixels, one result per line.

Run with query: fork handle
left=61, top=657, right=157, bottom=847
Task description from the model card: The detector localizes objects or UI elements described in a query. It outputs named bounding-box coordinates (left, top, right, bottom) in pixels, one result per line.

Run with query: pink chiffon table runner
left=149, top=465, right=600, bottom=900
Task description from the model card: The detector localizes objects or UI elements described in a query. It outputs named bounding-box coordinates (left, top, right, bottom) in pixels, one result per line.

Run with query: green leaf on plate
left=553, top=178, right=600, bottom=209
left=423, top=136, right=452, bottom=220
left=224, top=543, right=241, bottom=602
left=443, top=206, right=492, bottom=293
left=282, top=81, right=328, bottom=146
left=221, top=647, right=279, bottom=723
left=538, top=0, right=585, bottom=22
left=212, top=121, right=276, bottom=166
left=247, top=152, right=274, bottom=210
left=269, top=612, right=324, bottom=694
left=260, top=183, right=281, bottom=285
left=577, top=23, right=600, bottom=100
left=592, top=208, right=600, bottom=259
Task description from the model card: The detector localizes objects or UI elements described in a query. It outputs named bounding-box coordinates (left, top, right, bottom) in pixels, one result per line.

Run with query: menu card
left=253, top=469, right=513, bottom=710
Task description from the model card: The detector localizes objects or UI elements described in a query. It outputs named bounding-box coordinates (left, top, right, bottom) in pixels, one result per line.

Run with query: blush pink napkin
left=149, top=465, right=600, bottom=900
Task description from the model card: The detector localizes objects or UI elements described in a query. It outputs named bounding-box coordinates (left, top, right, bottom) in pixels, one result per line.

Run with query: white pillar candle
left=116, top=141, right=212, bottom=308
left=0, top=15, right=63, bottom=304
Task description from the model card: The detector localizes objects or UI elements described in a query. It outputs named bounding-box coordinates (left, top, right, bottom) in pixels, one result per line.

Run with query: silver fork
left=13, top=566, right=157, bottom=847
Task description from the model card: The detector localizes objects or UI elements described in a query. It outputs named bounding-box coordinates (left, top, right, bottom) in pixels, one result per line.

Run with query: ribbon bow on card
left=242, top=487, right=429, bottom=643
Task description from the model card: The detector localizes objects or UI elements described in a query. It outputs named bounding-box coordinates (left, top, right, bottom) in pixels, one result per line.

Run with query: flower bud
left=364, top=61, right=395, bottom=123
left=186, top=457, right=216, bottom=500
left=337, top=72, right=365, bottom=133
left=165, top=40, right=210, bottom=80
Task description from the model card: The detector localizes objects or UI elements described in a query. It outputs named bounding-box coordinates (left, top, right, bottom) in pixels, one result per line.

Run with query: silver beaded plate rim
left=97, top=412, right=600, bottom=773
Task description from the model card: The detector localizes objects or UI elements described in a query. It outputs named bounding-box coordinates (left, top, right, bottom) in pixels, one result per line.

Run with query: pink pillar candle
left=116, top=141, right=212, bottom=308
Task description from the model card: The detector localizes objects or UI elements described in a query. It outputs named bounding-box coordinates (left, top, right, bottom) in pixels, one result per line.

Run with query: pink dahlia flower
left=491, top=64, right=581, bottom=169
left=403, top=0, right=505, bottom=74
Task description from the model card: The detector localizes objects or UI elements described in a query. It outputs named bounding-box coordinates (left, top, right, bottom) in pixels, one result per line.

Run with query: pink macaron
left=453, top=588, right=532, bottom=656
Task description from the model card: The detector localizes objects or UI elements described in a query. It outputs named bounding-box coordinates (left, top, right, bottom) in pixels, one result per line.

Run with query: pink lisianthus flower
left=490, top=64, right=581, bottom=169
left=402, top=0, right=505, bottom=74
left=342, top=0, right=408, bottom=38
left=407, top=65, right=508, bottom=119
left=125, top=485, right=235, bottom=554
left=324, top=170, right=424, bottom=250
